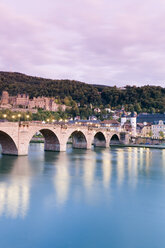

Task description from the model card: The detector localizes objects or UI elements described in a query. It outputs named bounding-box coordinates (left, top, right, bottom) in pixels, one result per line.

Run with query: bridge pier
left=59, top=143, right=67, bottom=152
left=93, top=132, right=106, bottom=148
left=72, top=139, right=87, bottom=149
left=44, top=142, right=60, bottom=152
left=94, top=140, right=106, bottom=147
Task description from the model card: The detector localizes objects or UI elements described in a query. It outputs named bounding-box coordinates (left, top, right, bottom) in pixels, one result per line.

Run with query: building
left=137, top=113, right=165, bottom=123
left=0, top=91, right=69, bottom=112
left=100, top=120, right=121, bottom=131
left=152, top=120, right=165, bottom=139
left=1, top=91, right=9, bottom=105
left=137, top=123, right=152, bottom=137
left=89, top=116, right=97, bottom=121
left=121, top=112, right=137, bottom=136
left=94, top=108, right=101, bottom=113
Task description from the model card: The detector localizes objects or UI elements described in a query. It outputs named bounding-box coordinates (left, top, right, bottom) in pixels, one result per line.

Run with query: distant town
left=0, top=90, right=165, bottom=141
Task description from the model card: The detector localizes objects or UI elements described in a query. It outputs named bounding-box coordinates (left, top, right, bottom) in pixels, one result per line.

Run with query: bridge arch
left=0, top=130, right=18, bottom=155
left=93, top=131, right=106, bottom=147
left=109, top=134, right=120, bottom=145
left=66, top=130, right=87, bottom=149
left=28, top=128, right=60, bottom=152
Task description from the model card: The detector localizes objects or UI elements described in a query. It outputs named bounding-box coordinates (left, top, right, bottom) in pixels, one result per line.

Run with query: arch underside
left=70, top=131, right=87, bottom=149
left=0, top=131, right=18, bottom=155
left=110, top=134, right=120, bottom=145
left=39, top=129, right=60, bottom=152
left=94, top=132, right=106, bottom=147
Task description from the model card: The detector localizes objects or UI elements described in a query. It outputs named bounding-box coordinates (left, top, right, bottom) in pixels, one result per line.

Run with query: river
left=0, top=144, right=165, bottom=248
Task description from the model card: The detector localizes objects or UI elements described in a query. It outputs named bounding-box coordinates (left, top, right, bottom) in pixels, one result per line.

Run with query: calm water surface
left=0, top=144, right=165, bottom=248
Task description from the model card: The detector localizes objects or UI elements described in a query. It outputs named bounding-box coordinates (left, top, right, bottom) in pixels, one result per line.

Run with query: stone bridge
left=0, top=122, right=130, bottom=155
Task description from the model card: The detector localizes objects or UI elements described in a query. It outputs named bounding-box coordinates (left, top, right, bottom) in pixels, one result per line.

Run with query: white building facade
left=121, top=112, right=137, bottom=136
left=151, top=120, right=165, bottom=139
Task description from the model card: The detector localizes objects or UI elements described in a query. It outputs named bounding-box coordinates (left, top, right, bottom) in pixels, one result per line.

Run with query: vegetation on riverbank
left=0, top=72, right=165, bottom=114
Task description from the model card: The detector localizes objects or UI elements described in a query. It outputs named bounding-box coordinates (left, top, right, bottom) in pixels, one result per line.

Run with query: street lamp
left=12, top=115, right=15, bottom=122
left=47, top=119, right=50, bottom=123
left=18, top=114, right=21, bottom=122
left=3, top=114, right=7, bottom=122
left=26, top=115, right=30, bottom=121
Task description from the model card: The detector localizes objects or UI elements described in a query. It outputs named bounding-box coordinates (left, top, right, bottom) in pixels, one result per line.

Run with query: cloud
left=0, top=0, right=165, bottom=86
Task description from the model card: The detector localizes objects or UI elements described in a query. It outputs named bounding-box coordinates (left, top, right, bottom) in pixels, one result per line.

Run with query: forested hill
left=0, top=71, right=165, bottom=113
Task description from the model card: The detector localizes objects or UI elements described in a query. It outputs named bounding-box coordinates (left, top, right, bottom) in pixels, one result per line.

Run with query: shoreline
left=111, top=144, right=165, bottom=149
left=30, top=139, right=165, bottom=149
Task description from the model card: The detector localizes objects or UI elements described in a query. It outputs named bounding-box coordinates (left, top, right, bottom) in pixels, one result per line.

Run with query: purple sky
left=1, top=0, right=165, bottom=86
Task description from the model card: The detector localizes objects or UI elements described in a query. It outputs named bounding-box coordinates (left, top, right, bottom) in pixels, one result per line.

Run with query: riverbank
left=30, top=137, right=44, bottom=143
left=111, top=144, right=165, bottom=149
left=30, top=138, right=165, bottom=149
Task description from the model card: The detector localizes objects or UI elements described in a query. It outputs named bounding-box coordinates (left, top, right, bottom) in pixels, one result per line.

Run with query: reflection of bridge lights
left=117, top=149, right=124, bottom=186
left=0, top=157, right=31, bottom=219
left=54, top=166, right=70, bottom=205
left=84, top=155, right=95, bottom=190
left=0, top=178, right=30, bottom=219
left=162, top=150, right=165, bottom=173
left=146, top=148, right=150, bottom=170
left=102, top=151, right=112, bottom=189
left=128, top=147, right=132, bottom=178
left=127, top=148, right=138, bottom=187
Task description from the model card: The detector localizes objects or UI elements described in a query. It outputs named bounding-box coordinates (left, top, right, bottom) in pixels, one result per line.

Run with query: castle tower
left=1, top=91, right=9, bottom=105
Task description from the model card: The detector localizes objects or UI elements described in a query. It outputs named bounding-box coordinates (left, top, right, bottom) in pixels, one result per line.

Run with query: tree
left=159, top=131, right=164, bottom=139
left=148, top=131, right=153, bottom=137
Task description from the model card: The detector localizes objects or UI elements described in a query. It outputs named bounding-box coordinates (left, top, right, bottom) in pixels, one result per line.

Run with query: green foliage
left=148, top=131, right=153, bottom=137
left=0, top=110, right=32, bottom=121
left=159, top=131, right=164, bottom=139
left=0, top=72, right=165, bottom=113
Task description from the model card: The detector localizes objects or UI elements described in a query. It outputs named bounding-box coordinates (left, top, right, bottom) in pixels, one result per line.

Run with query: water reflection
left=83, top=151, right=96, bottom=190
left=102, top=150, right=112, bottom=189
left=0, top=144, right=164, bottom=221
left=146, top=148, right=150, bottom=171
left=53, top=153, right=70, bottom=206
left=129, top=148, right=138, bottom=187
left=0, top=156, right=31, bottom=218
left=117, top=149, right=124, bottom=186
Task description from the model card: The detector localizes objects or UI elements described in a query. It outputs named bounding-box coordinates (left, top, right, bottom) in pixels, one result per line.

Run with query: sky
left=0, top=0, right=165, bottom=86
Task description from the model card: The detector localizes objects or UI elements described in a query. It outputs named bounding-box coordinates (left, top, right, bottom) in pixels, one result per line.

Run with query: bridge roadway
left=0, top=122, right=129, bottom=155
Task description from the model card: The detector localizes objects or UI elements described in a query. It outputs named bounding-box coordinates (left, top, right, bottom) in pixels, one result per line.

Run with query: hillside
left=0, top=71, right=165, bottom=113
